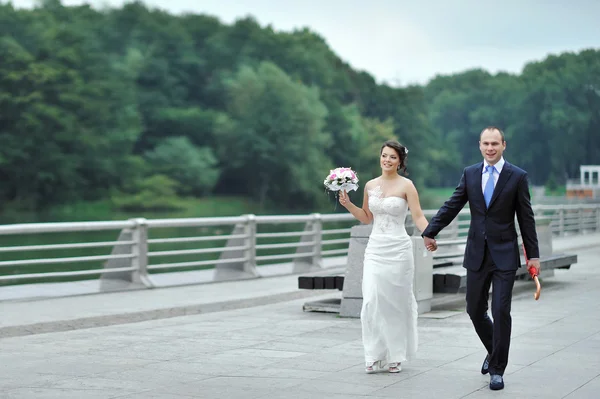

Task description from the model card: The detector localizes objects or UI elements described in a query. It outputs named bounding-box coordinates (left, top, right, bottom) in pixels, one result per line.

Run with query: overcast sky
left=8, top=0, right=600, bottom=86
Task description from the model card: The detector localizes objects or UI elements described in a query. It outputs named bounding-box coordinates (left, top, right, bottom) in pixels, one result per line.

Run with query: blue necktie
left=484, top=165, right=495, bottom=207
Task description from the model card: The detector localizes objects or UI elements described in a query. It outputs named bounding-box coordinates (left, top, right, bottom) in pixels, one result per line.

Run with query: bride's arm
left=340, top=185, right=373, bottom=225
left=405, top=181, right=429, bottom=233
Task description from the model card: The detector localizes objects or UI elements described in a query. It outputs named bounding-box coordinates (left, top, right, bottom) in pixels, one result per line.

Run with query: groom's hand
left=423, top=236, right=437, bottom=251
left=528, top=258, right=541, bottom=274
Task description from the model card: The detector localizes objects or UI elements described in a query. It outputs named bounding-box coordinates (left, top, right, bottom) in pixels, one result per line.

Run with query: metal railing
left=0, top=204, right=598, bottom=287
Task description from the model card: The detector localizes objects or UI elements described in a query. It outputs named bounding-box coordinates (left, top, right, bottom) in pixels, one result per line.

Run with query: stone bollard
left=535, top=216, right=555, bottom=279
left=338, top=225, right=371, bottom=318
left=412, top=233, right=433, bottom=313
left=535, top=217, right=554, bottom=258
left=339, top=224, right=433, bottom=317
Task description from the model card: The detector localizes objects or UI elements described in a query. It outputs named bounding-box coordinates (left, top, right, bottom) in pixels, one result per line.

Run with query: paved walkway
left=1, top=233, right=596, bottom=332
left=0, top=236, right=598, bottom=398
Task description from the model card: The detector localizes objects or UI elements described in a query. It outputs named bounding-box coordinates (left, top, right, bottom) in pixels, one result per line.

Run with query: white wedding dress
left=361, top=185, right=418, bottom=366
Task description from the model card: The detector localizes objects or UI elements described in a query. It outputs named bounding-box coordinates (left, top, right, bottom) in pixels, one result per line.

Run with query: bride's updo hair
left=380, top=140, right=409, bottom=175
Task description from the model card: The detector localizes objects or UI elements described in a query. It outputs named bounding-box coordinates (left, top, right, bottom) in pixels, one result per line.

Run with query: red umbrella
left=523, top=244, right=541, bottom=300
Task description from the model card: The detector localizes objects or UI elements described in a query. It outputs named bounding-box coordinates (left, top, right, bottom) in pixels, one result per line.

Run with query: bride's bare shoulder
left=365, top=178, right=380, bottom=191
left=399, top=176, right=418, bottom=192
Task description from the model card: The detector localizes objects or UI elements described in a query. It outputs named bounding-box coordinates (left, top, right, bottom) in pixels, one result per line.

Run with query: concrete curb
left=0, top=289, right=331, bottom=339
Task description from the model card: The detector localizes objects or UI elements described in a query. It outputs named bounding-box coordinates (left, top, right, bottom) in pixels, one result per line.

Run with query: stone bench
left=297, top=257, right=453, bottom=292
left=432, top=217, right=577, bottom=292
left=297, top=251, right=577, bottom=295
left=298, top=224, right=434, bottom=317
left=299, top=217, right=577, bottom=316
left=432, top=253, right=578, bottom=293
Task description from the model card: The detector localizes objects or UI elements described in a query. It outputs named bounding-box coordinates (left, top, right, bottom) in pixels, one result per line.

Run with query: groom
left=422, top=126, right=540, bottom=390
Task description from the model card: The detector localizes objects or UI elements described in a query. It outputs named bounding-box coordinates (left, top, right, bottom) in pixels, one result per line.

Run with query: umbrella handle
left=523, top=243, right=541, bottom=300
left=533, top=275, right=541, bottom=300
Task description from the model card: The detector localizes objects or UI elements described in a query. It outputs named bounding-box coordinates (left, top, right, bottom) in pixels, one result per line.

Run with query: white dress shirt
left=481, top=157, right=505, bottom=193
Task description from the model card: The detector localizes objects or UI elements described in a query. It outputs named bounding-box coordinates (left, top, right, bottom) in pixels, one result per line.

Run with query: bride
left=339, top=140, right=434, bottom=373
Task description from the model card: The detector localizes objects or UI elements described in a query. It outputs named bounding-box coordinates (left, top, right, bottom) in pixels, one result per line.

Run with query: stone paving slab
left=0, top=246, right=599, bottom=398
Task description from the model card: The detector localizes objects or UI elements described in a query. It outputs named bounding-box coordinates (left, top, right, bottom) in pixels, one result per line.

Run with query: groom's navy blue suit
left=423, top=159, right=539, bottom=376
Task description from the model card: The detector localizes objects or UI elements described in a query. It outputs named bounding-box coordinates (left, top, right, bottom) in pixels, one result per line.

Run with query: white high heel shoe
left=365, top=360, right=383, bottom=374
left=388, top=362, right=401, bottom=373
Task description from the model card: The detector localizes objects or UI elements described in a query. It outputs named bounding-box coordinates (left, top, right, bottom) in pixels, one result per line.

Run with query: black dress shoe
left=481, top=354, right=490, bottom=375
left=489, top=374, right=504, bottom=390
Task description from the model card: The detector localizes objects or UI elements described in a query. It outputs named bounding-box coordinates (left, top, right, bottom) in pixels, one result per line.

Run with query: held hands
left=339, top=190, right=353, bottom=208
left=423, top=236, right=437, bottom=252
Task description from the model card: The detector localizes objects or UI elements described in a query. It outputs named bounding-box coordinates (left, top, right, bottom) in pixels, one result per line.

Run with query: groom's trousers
left=466, top=243, right=517, bottom=376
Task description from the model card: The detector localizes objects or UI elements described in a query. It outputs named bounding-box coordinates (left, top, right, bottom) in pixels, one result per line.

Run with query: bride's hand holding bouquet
left=323, top=167, right=359, bottom=209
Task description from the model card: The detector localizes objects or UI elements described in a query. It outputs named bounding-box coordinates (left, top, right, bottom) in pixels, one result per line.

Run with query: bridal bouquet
left=323, top=167, right=359, bottom=193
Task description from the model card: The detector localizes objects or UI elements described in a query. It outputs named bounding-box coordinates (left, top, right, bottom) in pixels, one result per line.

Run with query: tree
left=215, top=62, right=331, bottom=207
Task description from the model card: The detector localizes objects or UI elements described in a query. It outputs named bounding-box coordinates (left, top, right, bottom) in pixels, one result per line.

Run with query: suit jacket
left=422, top=161, right=539, bottom=271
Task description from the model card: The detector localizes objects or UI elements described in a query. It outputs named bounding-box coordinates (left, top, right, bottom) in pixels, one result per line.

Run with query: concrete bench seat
left=298, top=253, right=577, bottom=295
left=298, top=274, right=345, bottom=290
left=299, top=218, right=577, bottom=317
left=297, top=257, right=453, bottom=291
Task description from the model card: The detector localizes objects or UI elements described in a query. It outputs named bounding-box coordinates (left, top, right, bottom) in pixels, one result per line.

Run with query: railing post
left=100, top=219, right=152, bottom=291
left=578, top=205, right=584, bottom=234
left=312, top=213, right=323, bottom=268
left=559, top=206, right=565, bottom=237
left=131, top=218, right=153, bottom=288
left=293, top=213, right=323, bottom=272
left=214, top=215, right=258, bottom=281
left=449, top=218, right=459, bottom=240
left=596, top=205, right=600, bottom=232
left=245, top=214, right=257, bottom=274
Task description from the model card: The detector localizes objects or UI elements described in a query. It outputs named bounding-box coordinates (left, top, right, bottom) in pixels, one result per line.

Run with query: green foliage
left=1, top=0, right=598, bottom=213
left=111, top=174, right=186, bottom=211
left=144, top=136, right=220, bottom=196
